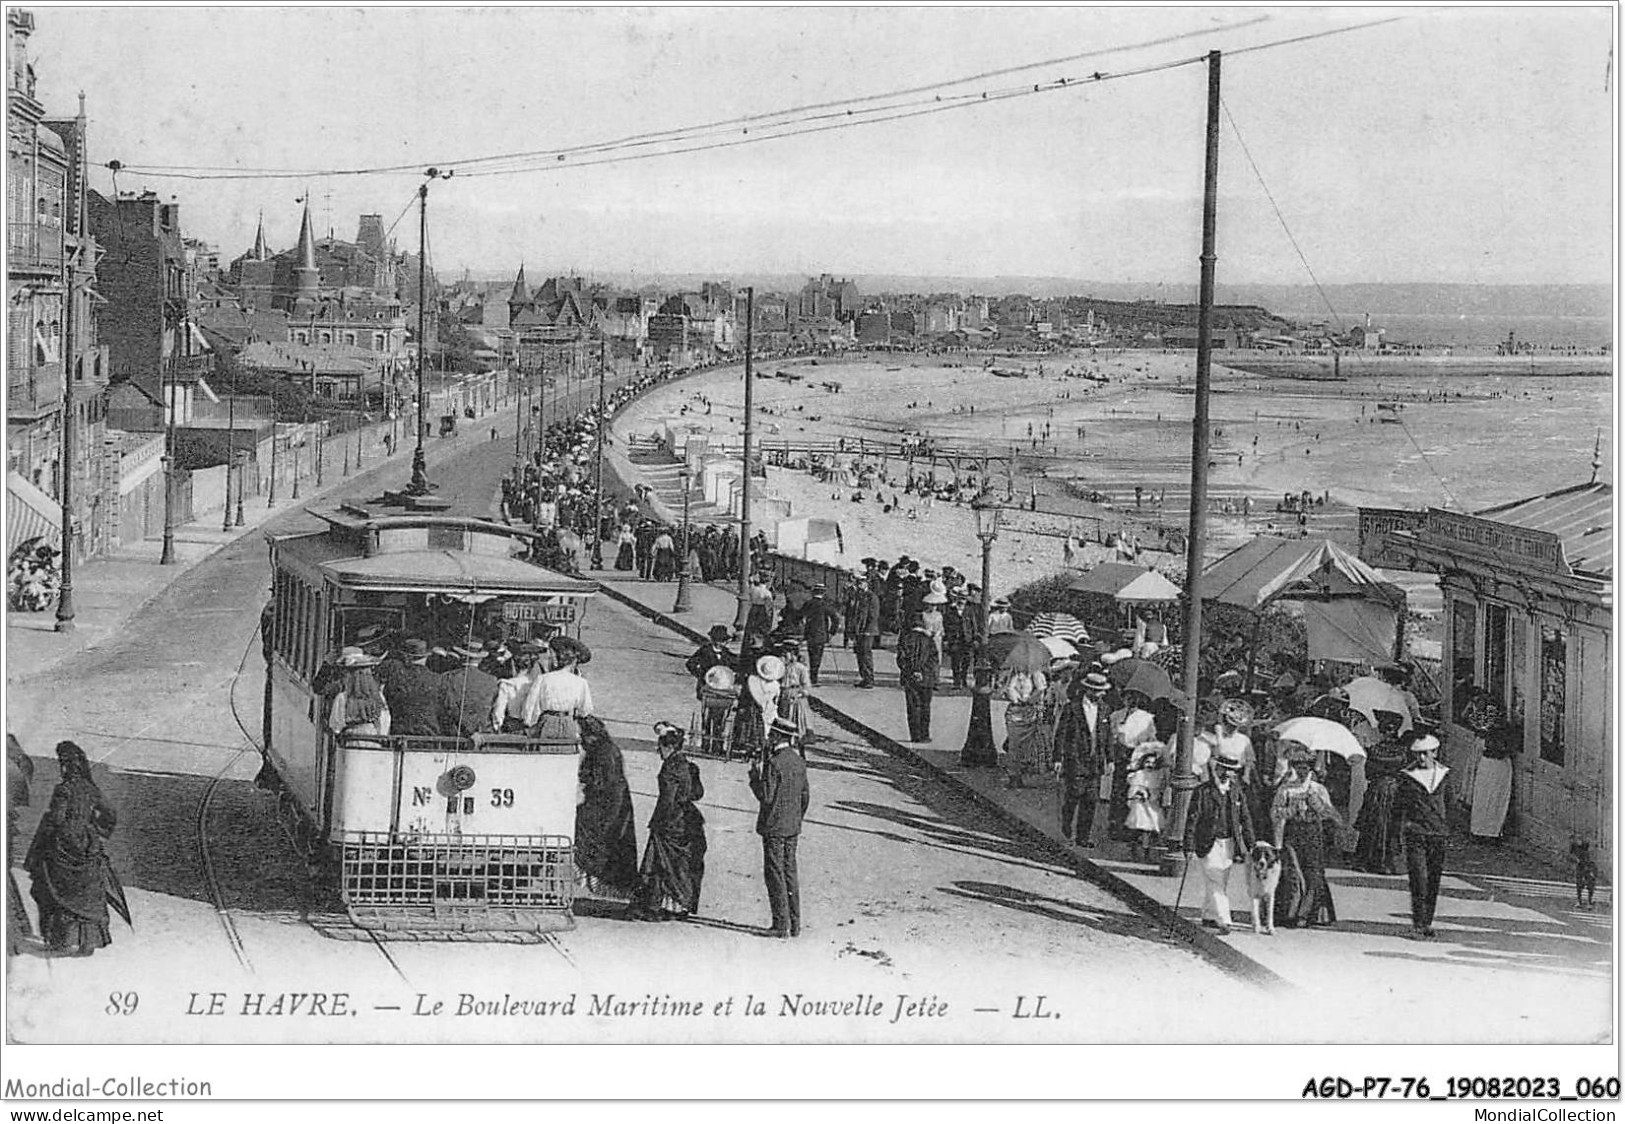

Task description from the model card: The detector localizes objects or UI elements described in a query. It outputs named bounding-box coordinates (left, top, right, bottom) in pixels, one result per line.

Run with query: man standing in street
left=799, top=583, right=841, bottom=687
left=1054, top=670, right=1111, bottom=846
left=895, top=613, right=939, bottom=743
left=846, top=575, right=881, bottom=689
left=941, top=586, right=972, bottom=690
left=749, top=716, right=811, bottom=938
left=1181, top=747, right=1255, bottom=934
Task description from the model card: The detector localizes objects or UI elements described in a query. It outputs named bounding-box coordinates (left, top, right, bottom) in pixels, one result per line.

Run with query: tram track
left=214, top=619, right=413, bottom=986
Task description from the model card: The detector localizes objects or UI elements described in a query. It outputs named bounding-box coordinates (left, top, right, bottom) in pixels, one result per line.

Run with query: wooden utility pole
left=1164, top=49, right=1223, bottom=871
left=733, top=288, right=755, bottom=631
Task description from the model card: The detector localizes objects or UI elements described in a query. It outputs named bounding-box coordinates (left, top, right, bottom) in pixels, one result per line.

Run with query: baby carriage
left=690, top=664, right=739, bottom=759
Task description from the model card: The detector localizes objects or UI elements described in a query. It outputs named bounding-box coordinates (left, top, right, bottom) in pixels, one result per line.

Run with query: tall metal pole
left=55, top=114, right=82, bottom=629
left=407, top=178, right=431, bottom=495
left=537, top=350, right=546, bottom=461
left=1165, top=49, right=1223, bottom=868
left=223, top=362, right=237, bottom=531
left=159, top=312, right=180, bottom=565
left=268, top=420, right=278, bottom=505
left=673, top=468, right=693, bottom=613
left=591, top=336, right=607, bottom=568
left=733, top=287, right=755, bottom=631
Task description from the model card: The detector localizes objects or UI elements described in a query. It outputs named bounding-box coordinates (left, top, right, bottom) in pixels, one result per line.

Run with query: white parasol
left=1274, top=717, right=1368, bottom=761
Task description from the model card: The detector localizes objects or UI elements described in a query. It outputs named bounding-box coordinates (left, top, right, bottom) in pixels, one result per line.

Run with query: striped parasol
left=1025, top=611, right=1091, bottom=644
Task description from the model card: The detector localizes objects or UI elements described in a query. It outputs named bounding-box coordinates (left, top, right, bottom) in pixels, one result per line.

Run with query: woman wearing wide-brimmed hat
left=731, top=654, right=783, bottom=761
left=1270, top=742, right=1344, bottom=929
left=327, top=647, right=391, bottom=739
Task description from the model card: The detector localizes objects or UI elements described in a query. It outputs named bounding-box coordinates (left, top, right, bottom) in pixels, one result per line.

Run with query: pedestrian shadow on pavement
left=830, top=798, right=1076, bottom=878
left=1326, top=914, right=1612, bottom=977
left=940, top=880, right=1185, bottom=947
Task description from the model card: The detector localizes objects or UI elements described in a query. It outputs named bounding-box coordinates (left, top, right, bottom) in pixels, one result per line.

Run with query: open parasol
left=1344, top=676, right=1413, bottom=733
left=1038, top=636, right=1078, bottom=662
left=1107, top=657, right=1175, bottom=702
left=986, top=630, right=1053, bottom=676
left=1025, top=611, right=1091, bottom=644
left=1274, top=716, right=1368, bottom=761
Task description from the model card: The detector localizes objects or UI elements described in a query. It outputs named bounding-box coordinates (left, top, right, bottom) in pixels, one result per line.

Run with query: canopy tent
left=1067, top=562, right=1182, bottom=603
left=1201, top=536, right=1407, bottom=666
left=7, top=470, right=62, bottom=556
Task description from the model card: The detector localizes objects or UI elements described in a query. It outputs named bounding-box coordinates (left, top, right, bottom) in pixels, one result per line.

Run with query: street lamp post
left=960, top=493, right=1002, bottom=768
left=234, top=448, right=245, bottom=526
left=223, top=362, right=237, bottom=533
left=673, top=467, right=693, bottom=613
left=591, top=337, right=607, bottom=570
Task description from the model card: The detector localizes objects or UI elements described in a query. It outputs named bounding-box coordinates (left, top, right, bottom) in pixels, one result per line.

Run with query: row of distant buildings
left=5, top=8, right=434, bottom=568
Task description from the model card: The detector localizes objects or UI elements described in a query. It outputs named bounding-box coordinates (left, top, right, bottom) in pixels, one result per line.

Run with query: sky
left=23, top=5, right=1617, bottom=287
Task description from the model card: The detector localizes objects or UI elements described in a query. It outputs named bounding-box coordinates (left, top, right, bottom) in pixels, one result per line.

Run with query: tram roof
left=319, top=550, right=598, bottom=597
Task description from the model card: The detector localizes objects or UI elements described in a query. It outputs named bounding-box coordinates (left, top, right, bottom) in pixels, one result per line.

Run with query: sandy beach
left=613, top=349, right=1611, bottom=605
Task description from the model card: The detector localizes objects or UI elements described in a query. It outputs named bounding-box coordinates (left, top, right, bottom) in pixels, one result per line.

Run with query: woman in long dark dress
left=1353, top=727, right=1409, bottom=875
left=574, top=716, right=640, bottom=900
left=1271, top=744, right=1345, bottom=929
left=631, top=723, right=707, bottom=920
left=25, top=741, right=128, bottom=956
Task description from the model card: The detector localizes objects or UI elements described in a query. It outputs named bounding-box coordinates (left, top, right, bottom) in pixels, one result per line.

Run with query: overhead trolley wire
left=112, top=13, right=1419, bottom=183
left=1222, top=95, right=1465, bottom=513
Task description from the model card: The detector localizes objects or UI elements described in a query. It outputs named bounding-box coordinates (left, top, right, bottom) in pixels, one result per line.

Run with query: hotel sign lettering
left=1423, top=510, right=1567, bottom=574
left=1357, top=508, right=1428, bottom=570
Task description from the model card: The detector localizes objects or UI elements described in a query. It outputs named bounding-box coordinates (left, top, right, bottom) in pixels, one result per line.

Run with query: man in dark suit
left=749, top=717, right=811, bottom=938
left=437, top=644, right=503, bottom=738
left=894, top=613, right=939, bottom=742
left=799, top=584, right=841, bottom=687
left=1181, top=750, right=1255, bottom=934
left=845, top=576, right=881, bottom=689
left=1054, top=670, right=1112, bottom=846
left=378, top=638, right=443, bottom=736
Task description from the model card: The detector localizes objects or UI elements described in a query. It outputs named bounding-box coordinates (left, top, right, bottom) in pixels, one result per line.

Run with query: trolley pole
left=159, top=313, right=180, bottom=565
left=1163, top=49, right=1222, bottom=875
left=268, top=420, right=278, bottom=506
left=591, top=336, right=607, bottom=569
left=733, top=287, right=754, bottom=632
left=55, top=186, right=80, bottom=627
left=223, top=359, right=237, bottom=532
left=406, top=168, right=453, bottom=496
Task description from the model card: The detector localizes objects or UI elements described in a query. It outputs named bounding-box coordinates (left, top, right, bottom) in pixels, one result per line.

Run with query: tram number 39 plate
left=441, top=789, right=516, bottom=814
left=503, top=602, right=577, bottom=624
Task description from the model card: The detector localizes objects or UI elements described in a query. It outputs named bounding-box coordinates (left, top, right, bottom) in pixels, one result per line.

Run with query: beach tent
left=1067, top=562, right=1182, bottom=603
left=1200, top=536, right=1407, bottom=666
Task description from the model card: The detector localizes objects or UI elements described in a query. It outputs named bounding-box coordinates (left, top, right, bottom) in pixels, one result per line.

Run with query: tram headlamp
left=446, top=765, right=477, bottom=793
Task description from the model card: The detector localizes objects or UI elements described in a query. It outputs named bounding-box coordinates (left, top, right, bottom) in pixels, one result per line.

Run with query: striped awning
left=7, top=470, right=61, bottom=557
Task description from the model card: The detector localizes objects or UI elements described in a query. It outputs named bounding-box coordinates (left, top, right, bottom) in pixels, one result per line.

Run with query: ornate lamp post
left=960, top=492, right=1002, bottom=768
left=673, top=466, right=694, bottom=613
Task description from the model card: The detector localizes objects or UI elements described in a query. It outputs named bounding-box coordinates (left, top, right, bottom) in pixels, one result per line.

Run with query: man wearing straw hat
left=749, top=715, right=811, bottom=938
left=1055, top=670, right=1112, bottom=847
left=1181, top=740, right=1256, bottom=935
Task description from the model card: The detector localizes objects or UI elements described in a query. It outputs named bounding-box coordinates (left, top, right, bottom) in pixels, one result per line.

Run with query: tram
left=261, top=504, right=597, bottom=934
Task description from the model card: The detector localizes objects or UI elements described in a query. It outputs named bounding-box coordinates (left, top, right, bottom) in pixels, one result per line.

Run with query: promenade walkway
left=598, top=570, right=1611, bottom=1038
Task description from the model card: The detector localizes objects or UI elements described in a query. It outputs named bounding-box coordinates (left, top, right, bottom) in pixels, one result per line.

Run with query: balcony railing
left=8, top=222, right=65, bottom=271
